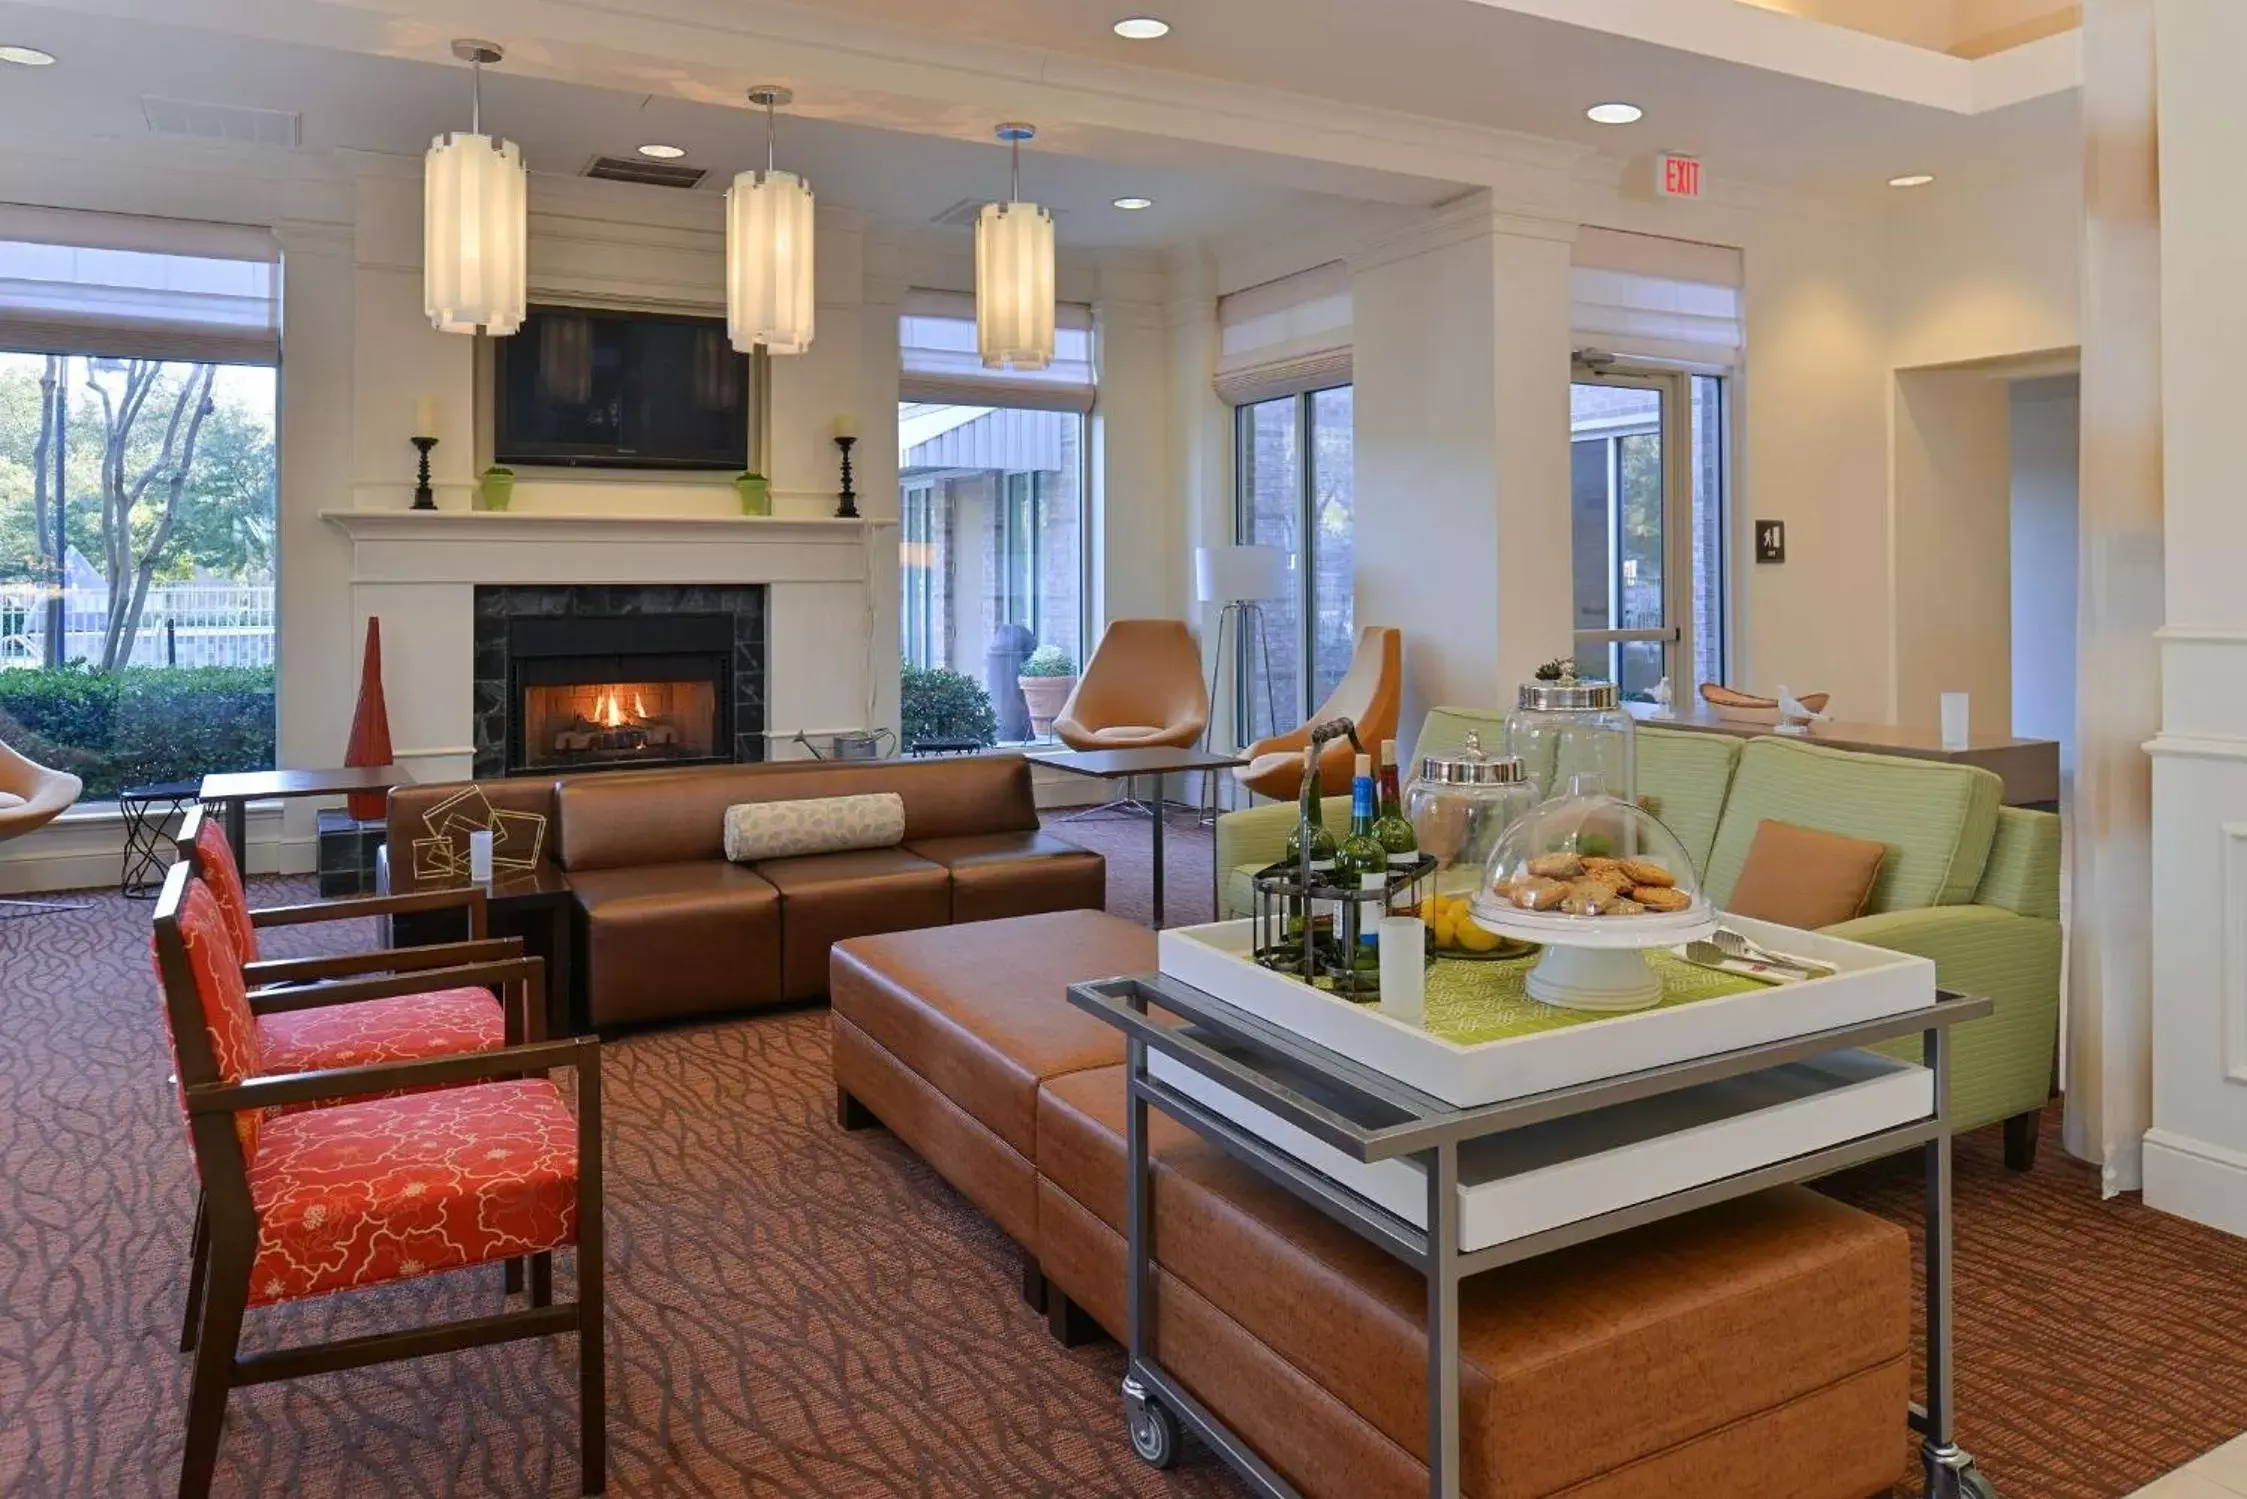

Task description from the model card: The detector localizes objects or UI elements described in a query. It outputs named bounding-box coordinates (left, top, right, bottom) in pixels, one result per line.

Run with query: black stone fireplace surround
left=473, top=585, right=767, bottom=779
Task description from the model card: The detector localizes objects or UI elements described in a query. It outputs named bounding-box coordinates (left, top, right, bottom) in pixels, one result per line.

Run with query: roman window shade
left=1214, top=260, right=1351, bottom=405
left=1570, top=227, right=1743, bottom=367
left=899, top=288, right=1095, bottom=413
left=0, top=205, right=281, bottom=366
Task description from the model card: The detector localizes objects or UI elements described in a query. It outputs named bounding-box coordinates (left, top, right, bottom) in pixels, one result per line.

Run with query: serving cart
left=1066, top=962, right=2001, bottom=1499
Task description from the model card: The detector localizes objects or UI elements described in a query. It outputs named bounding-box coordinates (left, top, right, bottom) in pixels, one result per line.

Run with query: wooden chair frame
left=152, top=862, right=605, bottom=1499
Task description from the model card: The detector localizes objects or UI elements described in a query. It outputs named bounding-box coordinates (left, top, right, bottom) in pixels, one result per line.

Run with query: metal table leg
left=1921, top=1012, right=1996, bottom=1497
left=1426, top=1142, right=1462, bottom=1499
left=1150, top=772, right=1166, bottom=929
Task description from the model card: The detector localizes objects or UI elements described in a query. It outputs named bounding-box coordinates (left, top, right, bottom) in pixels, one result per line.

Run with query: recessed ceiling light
left=1111, top=196, right=1153, bottom=211
left=1113, top=17, right=1171, bottom=39
left=0, top=44, right=56, bottom=66
left=1586, top=102, right=1643, bottom=125
left=1888, top=173, right=1936, bottom=188
left=637, top=143, right=687, bottom=160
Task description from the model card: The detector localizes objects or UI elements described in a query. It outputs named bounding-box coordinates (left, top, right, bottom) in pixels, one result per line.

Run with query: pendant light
left=424, top=40, right=527, bottom=336
left=726, top=86, right=816, bottom=354
left=975, top=123, right=1055, bottom=371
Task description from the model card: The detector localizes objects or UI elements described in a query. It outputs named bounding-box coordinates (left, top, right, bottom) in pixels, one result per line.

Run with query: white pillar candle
left=415, top=396, right=439, bottom=438
left=468, top=828, right=495, bottom=882
left=1940, top=692, right=1970, bottom=751
left=1379, top=917, right=1426, bottom=1027
left=832, top=414, right=858, bottom=440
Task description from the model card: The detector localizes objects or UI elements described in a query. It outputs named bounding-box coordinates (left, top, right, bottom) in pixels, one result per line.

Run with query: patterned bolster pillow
left=723, top=792, right=906, bottom=863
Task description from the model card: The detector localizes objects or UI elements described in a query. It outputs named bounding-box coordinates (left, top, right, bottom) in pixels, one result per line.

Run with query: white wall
left=1891, top=367, right=2014, bottom=731
left=2009, top=375, right=2080, bottom=755
left=2144, top=0, right=2247, bottom=1237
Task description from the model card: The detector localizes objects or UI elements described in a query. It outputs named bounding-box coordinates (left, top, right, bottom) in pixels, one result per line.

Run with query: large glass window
left=0, top=352, right=277, bottom=799
left=1234, top=384, right=1353, bottom=744
left=897, top=402, right=1085, bottom=746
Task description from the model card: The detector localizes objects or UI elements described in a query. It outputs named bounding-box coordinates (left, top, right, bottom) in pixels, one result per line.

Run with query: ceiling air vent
left=583, top=155, right=708, bottom=189
left=141, top=96, right=301, bottom=148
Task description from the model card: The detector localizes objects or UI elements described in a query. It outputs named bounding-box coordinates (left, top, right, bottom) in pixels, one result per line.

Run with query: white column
left=2061, top=0, right=2163, bottom=1195
left=1091, top=254, right=1179, bottom=627
left=2143, top=0, right=2247, bottom=1235
left=1350, top=196, right=1575, bottom=715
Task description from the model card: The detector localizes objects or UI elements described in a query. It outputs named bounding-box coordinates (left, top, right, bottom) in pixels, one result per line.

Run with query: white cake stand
left=1465, top=896, right=1717, bottom=1013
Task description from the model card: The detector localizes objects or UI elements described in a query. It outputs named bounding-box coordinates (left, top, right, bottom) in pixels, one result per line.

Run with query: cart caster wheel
left=1958, top=1470, right=1998, bottom=1499
left=1126, top=1395, right=1179, bottom=1469
left=1926, top=1445, right=1997, bottom=1499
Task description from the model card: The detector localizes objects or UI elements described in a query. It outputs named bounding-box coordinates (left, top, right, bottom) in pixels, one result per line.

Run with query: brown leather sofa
left=391, top=755, right=1105, bottom=1030
left=831, top=911, right=1911, bottom=1499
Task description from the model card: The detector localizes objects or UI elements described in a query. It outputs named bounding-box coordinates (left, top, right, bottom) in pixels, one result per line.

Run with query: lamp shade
left=726, top=168, right=816, bottom=354
left=1196, top=543, right=1293, bottom=604
left=975, top=200, right=1055, bottom=371
left=423, top=131, right=527, bottom=336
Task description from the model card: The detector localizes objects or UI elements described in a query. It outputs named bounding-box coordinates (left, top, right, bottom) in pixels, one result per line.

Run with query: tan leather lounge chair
left=0, top=736, right=86, bottom=917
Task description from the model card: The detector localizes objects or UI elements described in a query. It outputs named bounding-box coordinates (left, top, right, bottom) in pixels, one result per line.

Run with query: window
left=0, top=218, right=278, bottom=801
left=1568, top=369, right=1727, bottom=699
left=896, top=291, right=1093, bottom=749
left=1235, top=384, right=1354, bottom=743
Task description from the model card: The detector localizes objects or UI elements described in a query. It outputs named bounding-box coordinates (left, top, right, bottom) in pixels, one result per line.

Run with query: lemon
left=1455, top=919, right=1500, bottom=953
left=1433, top=912, right=1459, bottom=948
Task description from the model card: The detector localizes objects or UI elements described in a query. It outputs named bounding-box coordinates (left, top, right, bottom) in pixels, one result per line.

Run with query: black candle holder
left=411, top=435, right=439, bottom=511
left=833, top=434, right=860, bottom=519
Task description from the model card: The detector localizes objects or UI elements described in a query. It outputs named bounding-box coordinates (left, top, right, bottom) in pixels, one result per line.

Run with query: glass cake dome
left=1467, top=781, right=1713, bottom=1012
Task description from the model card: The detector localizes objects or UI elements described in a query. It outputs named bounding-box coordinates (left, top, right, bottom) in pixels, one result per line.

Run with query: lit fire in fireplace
left=592, top=688, right=651, bottom=729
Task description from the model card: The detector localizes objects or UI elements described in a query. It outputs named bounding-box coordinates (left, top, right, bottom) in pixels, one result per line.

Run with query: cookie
left=1527, top=852, right=1585, bottom=880
left=1513, top=876, right=1569, bottom=911
left=1607, top=897, right=1647, bottom=915
left=1632, top=884, right=1692, bottom=912
left=1562, top=879, right=1619, bottom=911
left=1584, top=866, right=1636, bottom=895
left=1617, top=859, right=1676, bottom=888
left=1581, top=856, right=1623, bottom=875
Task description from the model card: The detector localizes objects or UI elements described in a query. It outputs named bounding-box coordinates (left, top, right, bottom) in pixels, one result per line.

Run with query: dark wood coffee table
left=378, top=849, right=577, bottom=1038
left=200, top=766, right=408, bottom=856
left=1026, top=746, right=1246, bottom=928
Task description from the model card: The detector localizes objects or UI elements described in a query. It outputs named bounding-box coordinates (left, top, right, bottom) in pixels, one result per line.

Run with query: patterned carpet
left=0, top=814, right=2241, bottom=1498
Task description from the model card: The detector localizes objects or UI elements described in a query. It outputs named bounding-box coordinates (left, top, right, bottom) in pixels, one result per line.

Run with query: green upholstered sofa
left=1213, top=707, right=2063, bottom=1167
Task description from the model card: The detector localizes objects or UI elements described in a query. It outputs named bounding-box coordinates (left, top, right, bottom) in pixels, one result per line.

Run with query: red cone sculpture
left=343, top=617, right=393, bottom=821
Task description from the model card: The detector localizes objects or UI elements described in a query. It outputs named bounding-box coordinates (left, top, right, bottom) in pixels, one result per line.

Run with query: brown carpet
left=0, top=817, right=2241, bottom=1498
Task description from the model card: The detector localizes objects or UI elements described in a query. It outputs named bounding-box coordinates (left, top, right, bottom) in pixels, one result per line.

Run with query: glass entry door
left=1569, top=369, right=1700, bottom=701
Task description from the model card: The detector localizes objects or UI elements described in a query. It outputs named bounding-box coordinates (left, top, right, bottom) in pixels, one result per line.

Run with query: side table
left=377, top=846, right=578, bottom=1038
left=119, top=780, right=201, bottom=898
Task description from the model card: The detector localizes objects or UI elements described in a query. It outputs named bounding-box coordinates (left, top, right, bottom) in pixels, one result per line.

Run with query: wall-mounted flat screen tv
left=493, top=304, right=749, bottom=471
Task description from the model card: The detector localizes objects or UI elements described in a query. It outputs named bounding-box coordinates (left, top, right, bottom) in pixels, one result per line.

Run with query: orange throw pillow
left=1724, top=819, right=1887, bottom=930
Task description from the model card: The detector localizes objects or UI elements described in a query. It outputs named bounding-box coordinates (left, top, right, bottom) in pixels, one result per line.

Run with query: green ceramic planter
left=477, top=467, right=516, bottom=512
left=735, top=474, right=772, bottom=516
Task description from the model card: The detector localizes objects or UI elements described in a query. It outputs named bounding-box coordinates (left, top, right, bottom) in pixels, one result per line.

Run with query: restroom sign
left=1658, top=154, right=1703, bottom=199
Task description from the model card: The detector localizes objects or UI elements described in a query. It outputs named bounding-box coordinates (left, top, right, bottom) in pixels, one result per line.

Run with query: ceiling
left=0, top=0, right=2083, bottom=234
left=0, top=2, right=1379, bottom=251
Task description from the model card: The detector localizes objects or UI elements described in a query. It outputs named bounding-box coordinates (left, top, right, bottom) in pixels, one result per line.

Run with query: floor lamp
left=1197, top=543, right=1290, bottom=822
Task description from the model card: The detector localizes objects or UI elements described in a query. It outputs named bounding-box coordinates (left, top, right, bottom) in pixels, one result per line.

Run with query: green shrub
left=900, top=664, right=997, bottom=749
left=0, top=664, right=276, bottom=800
left=1019, top=645, right=1076, bottom=678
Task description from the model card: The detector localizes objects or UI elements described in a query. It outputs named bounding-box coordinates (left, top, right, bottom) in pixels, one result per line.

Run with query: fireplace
left=474, top=585, right=766, bottom=778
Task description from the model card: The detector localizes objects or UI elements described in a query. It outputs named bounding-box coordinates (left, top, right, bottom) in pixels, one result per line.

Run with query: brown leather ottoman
left=1037, top=1066, right=1909, bottom=1499
left=830, top=911, right=1909, bottom=1499
left=830, top=911, right=1157, bottom=1247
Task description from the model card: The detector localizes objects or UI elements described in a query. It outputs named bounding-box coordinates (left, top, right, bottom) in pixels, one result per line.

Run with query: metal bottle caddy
left=1249, top=715, right=1434, bottom=1001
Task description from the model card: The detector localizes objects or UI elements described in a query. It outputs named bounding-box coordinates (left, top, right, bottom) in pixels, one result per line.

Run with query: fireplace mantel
left=320, top=509, right=891, bottom=544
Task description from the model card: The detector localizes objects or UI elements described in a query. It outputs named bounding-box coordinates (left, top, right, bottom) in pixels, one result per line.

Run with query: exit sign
left=1658, top=153, right=1703, bottom=199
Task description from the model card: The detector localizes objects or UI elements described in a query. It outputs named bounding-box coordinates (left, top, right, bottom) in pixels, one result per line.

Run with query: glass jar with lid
left=1404, top=731, right=1538, bottom=906
left=1506, top=675, right=1637, bottom=802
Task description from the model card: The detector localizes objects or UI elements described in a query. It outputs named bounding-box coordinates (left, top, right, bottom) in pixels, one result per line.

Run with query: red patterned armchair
left=152, top=861, right=605, bottom=1498
left=171, top=804, right=537, bottom=1348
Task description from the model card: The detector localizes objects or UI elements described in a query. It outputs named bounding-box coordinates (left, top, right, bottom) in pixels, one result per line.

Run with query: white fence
left=0, top=581, right=275, bottom=670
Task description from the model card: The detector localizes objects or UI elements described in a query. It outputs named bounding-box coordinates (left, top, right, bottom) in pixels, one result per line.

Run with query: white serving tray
left=1156, top=915, right=1935, bottom=1109
left=1149, top=1045, right=1931, bottom=1253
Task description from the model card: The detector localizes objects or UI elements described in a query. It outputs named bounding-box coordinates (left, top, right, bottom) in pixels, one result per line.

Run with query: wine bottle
left=1336, top=754, right=1388, bottom=988
left=1282, top=745, right=1339, bottom=952
left=1374, top=739, right=1420, bottom=915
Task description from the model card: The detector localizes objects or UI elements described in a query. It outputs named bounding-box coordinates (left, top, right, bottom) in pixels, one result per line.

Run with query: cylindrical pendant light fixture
left=424, top=40, right=527, bottom=337
left=726, top=86, right=816, bottom=354
left=975, top=123, right=1055, bottom=371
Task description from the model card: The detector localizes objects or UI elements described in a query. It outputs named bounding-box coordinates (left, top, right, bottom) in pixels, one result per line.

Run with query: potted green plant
left=476, top=465, right=516, bottom=511
left=1017, top=645, right=1077, bottom=740
left=734, top=470, right=772, bottom=516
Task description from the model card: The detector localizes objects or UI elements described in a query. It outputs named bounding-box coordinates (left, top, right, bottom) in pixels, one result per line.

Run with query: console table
left=1628, top=703, right=2059, bottom=810
left=1069, top=969, right=2000, bottom=1499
